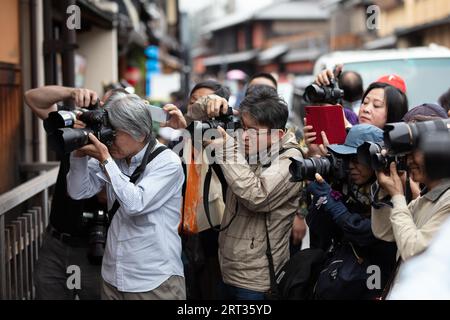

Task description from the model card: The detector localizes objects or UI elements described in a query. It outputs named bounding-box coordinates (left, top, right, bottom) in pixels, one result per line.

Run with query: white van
left=313, top=44, right=450, bottom=108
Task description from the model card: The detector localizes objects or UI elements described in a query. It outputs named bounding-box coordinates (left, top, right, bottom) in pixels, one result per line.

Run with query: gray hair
left=104, top=92, right=153, bottom=142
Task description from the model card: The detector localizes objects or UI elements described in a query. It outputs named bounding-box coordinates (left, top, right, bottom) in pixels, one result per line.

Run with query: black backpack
left=275, top=248, right=325, bottom=300
left=264, top=213, right=325, bottom=300
left=313, top=242, right=371, bottom=300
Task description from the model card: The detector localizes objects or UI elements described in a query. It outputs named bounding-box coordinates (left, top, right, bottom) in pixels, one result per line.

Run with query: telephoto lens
left=47, top=126, right=115, bottom=155
left=289, top=156, right=332, bottom=182
left=420, top=133, right=450, bottom=180
left=384, top=118, right=450, bottom=155
left=48, top=128, right=93, bottom=155
left=43, top=110, right=78, bottom=133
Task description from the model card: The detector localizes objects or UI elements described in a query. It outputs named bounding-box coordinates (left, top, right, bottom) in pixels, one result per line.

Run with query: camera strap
left=370, top=183, right=393, bottom=209
left=203, top=164, right=238, bottom=232
left=108, top=140, right=168, bottom=221
left=264, top=146, right=304, bottom=299
left=202, top=146, right=302, bottom=232
left=405, top=171, right=413, bottom=204
left=264, top=213, right=280, bottom=299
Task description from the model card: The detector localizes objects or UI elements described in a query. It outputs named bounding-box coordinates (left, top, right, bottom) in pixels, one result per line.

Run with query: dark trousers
left=221, top=283, right=266, bottom=300
left=182, top=230, right=223, bottom=300
left=34, top=232, right=102, bottom=300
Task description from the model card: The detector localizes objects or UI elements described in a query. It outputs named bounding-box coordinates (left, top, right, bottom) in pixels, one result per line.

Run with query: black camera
left=289, top=152, right=347, bottom=182
left=420, top=132, right=450, bottom=180
left=384, top=119, right=450, bottom=155
left=303, top=78, right=344, bottom=105
left=357, top=141, right=407, bottom=172
left=187, top=106, right=241, bottom=138
left=44, top=101, right=116, bottom=155
left=83, top=210, right=108, bottom=265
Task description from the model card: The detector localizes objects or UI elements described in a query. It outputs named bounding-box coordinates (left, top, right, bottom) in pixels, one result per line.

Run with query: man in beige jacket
left=204, top=86, right=303, bottom=299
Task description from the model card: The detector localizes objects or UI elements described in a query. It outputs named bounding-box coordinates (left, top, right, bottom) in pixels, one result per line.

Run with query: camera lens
left=43, top=110, right=77, bottom=133
left=289, top=156, right=332, bottom=181
left=384, top=119, right=450, bottom=154
left=48, top=128, right=93, bottom=155
left=304, top=84, right=326, bottom=103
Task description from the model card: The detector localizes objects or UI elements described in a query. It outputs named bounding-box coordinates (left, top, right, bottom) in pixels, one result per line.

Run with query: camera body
left=357, top=141, right=407, bottom=172
left=44, top=101, right=115, bottom=155
left=303, top=79, right=344, bottom=105
left=357, top=119, right=450, bottom=179
left=187, top=106, right=241, bottom=137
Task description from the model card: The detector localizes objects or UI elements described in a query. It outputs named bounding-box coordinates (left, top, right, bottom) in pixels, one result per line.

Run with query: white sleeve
left=67, top=154, right=105, bottom=200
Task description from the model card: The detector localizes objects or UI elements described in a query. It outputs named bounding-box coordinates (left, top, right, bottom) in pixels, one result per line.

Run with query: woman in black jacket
left=305, top=124, right=397, bottom=300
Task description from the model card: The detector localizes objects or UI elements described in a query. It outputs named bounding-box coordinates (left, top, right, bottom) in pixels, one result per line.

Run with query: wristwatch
left=99, top=157, right=110, bottom=172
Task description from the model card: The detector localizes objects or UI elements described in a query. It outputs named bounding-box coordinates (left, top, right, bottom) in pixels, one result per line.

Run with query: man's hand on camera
left=396, top=170, right=420, bottom=200
left=71, top=88, right=99, bottom=108
left=161, top=104, right=187, bottom=129
left=187, top=94, right=238, bottom=120
left=203, top=126, right=231, bottom=148
left=74, top=133, right=111, bottom=163
left=314, top=64, right=343, bottom=86
left=73, top=119, right=86, bottom=129
left=376, top=162, right=404, bottom=197
left=204, top=95, right=229, bottom=118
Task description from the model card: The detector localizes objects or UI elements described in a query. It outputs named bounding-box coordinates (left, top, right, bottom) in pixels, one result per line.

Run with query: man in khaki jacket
left=204, top=86, right=303, bottom=299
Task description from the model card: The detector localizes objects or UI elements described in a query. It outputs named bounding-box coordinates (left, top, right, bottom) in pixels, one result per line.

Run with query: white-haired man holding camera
left=67, top=92, right=185, bottom=300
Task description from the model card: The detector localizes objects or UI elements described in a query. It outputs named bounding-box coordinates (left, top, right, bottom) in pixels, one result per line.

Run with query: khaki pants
left=101, top=276, right=186, bottom=300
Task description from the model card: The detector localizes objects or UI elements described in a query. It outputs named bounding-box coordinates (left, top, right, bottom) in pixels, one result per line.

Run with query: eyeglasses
left=241, top=127, right=271, bottom=137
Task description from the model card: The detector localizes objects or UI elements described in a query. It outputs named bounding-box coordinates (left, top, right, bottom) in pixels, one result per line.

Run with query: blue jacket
left=306, top=180, right=397, bottom=289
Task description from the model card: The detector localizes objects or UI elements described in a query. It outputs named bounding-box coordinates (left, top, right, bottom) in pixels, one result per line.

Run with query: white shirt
left=67, top=142, right=185, bottom=292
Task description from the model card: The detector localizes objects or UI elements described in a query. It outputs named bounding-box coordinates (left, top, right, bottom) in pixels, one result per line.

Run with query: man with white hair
left=67, top=92, right=185, bottom=300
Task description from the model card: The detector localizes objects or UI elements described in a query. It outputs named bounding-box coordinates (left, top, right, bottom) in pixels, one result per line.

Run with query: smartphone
left=148, top=104, right=169, bottom=123
left=305, top=105, right=347, bottom=145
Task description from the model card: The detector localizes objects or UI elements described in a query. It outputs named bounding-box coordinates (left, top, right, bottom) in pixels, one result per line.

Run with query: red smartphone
left=305, top=105, right=347, bottom=145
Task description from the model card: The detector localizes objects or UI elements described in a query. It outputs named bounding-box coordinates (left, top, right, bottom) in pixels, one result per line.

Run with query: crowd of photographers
left=23, top=63, right=450, bottom=300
